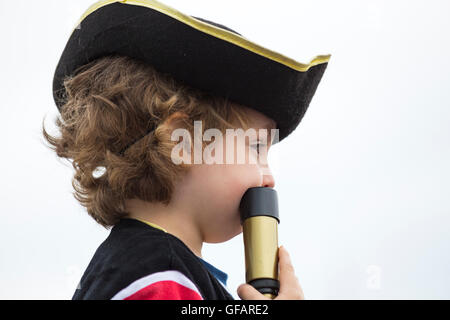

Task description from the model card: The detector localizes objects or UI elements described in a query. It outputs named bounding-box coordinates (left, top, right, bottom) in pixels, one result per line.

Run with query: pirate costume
left=52, top=0, right=330, bottom=300
left=73, top=218, right=233, bottom=300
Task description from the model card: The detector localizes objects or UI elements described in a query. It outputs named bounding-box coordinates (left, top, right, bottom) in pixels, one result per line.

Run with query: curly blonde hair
left=43, top=54, right=251, bottom=227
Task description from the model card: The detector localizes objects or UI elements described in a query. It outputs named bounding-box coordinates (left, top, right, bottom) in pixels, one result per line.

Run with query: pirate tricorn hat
left=52, top=0, right=331, bottom=146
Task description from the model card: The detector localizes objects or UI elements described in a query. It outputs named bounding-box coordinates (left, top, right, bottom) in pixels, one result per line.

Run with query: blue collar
left=198, top=258, right=228, bottom=286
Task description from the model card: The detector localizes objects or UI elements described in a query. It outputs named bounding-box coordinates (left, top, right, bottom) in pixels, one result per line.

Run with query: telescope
left=239, top=187, right=280, bottom=299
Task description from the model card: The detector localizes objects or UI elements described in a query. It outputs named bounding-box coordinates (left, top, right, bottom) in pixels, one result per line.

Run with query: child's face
left=175, top=107, right=277, bottom=243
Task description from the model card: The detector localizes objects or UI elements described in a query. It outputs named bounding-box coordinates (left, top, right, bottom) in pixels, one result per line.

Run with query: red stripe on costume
left=123, top=280, right=203, bottom=300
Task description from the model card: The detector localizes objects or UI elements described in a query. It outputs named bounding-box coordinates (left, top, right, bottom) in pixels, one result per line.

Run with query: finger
left=237, top=284, right=270, bottom=300
left=277, top=246, right=304, bottom=299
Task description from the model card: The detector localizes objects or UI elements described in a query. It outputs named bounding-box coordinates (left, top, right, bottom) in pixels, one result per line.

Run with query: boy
left=45, top=0, right=329, bottom=300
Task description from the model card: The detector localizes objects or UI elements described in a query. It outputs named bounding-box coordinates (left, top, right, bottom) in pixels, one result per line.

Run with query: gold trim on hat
left=71, top=0, right=331, bottom=72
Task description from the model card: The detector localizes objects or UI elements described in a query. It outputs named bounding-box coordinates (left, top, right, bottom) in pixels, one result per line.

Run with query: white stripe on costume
left=111, top=270, right=203, bottom=300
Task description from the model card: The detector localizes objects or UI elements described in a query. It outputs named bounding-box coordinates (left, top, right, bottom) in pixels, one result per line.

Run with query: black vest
left=73, top=218, right=234, bottom=300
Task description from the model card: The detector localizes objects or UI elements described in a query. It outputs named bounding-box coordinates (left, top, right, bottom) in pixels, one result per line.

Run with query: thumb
left=237, top=283, right=269, bottom=300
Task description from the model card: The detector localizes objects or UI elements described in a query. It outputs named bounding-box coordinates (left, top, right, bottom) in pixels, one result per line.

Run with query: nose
left=261, top=167, right=275, bottom=188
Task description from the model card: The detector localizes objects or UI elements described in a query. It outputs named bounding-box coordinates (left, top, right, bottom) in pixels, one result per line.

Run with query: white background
left=0, top=0, right=449, bottom=299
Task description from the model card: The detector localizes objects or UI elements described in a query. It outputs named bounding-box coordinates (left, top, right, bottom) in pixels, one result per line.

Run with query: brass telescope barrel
left=239, top=187, right=280, bottom=299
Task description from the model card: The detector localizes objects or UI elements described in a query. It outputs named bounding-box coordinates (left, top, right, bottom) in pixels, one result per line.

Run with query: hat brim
left=53, top=0, right=330, bottom=142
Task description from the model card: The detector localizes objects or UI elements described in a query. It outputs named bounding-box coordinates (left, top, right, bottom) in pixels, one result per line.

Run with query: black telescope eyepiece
left=239, top=187, right=279, bottom=224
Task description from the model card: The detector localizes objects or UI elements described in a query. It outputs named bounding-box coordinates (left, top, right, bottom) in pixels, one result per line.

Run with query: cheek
left=216, top=163, right=263, bottom=216
left=191, top=137, right=264, bottom=223
left=199, top=138, right=263, bottom=201
left=195, top=163, right=262, bottom=210
left=226, top=164, right=261, bottom=196
left=202, top=164, right=260, bottom=242
left=219, top=135, right=262, bottom=192
left=190, top=163, right=263, bottom=242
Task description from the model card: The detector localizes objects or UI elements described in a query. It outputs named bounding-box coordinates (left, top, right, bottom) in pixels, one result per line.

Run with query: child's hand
left=237, top=246, right=304, bottom=300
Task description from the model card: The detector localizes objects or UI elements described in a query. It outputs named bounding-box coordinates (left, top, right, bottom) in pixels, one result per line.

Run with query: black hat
left=52, top=0, right=330, bottom=145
